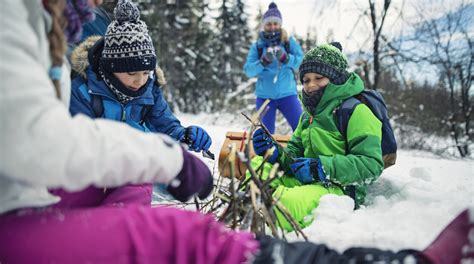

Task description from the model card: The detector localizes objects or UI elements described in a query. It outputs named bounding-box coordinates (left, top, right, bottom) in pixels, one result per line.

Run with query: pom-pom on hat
left=299, top=42, right=349, bottom=85
left=100, top=0, right=156, bottom=73
left=262, top=2, right=282, bottom=26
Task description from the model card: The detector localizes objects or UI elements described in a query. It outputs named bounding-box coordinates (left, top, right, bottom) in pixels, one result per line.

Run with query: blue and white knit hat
left=100, top=0, right=156, bottom=73
left=262, top=2, right=282, bottom=26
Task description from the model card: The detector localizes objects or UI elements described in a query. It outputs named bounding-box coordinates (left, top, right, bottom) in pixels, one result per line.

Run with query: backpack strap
left=335, top=98, right=363, bottom=209
left=336, top=97, right=362, bottom=138
left=283, top=41, right=290, bottom=54
left=91, top=94, right=104, bottom=118
left=257, top=45, right=263, bottom=58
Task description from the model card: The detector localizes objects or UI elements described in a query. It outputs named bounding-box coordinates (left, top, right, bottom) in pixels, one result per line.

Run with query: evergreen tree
left=139, top=0, right=218, bottom=113
left=214, top=0, right=253, bottom=110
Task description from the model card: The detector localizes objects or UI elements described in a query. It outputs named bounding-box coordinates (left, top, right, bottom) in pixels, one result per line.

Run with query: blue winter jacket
left=69, top=39, right=185, bottom=140
left=243, top=32, right=304, bottom=100
left=70, top=71, right=185, bottom=140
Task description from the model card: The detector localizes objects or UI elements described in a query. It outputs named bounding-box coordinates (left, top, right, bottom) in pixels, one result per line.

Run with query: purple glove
left=260, top=49, right=273, bottom=66
left=167, top=147, right=213, bottom=202
left=275, top=47, right=289, bottom=64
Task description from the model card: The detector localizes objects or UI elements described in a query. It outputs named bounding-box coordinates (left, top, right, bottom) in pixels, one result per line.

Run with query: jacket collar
left=85, top=67, right=156, bottom=105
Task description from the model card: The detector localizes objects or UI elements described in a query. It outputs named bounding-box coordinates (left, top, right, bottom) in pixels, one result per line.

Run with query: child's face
left=113, top=71, right=150, bottom=91
left=302, top=73, right=330, bottom=94
left=264, top=22, right=281, bottom=32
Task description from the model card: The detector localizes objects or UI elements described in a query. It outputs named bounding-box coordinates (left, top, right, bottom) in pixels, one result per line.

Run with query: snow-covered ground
left=176, top=112, right=474, bottom=253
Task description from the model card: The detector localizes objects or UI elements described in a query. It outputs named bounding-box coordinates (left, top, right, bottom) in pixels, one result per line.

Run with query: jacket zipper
left=121, top=106, right=126, bottom=122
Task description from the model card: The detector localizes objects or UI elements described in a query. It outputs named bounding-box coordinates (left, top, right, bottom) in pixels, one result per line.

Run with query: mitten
left=275, top=47, right=289, bottom=64
left=166, top=148, right=213, bottom=202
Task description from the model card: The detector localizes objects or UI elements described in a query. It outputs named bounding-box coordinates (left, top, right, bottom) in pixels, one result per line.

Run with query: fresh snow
left=176, top=112, right=474, bottom=253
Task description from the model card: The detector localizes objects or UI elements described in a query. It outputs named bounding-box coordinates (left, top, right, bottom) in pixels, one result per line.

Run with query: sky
left=159, top=112, right=474, bottom=254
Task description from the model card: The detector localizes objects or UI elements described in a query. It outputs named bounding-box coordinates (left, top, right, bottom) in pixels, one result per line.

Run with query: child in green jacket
left=251, top=42, right=384, bottom=231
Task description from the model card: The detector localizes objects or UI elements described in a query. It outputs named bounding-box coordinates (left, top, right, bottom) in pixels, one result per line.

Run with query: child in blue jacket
left=68, top=1, right=212, bottom=204
left=243, top=2, right=304, bottom=134
left=69, top=5, right=211, bottom=153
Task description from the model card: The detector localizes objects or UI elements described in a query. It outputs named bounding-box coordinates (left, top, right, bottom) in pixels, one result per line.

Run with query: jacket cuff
left=175, top=126, right=186, bottom=141
left=316, top=158, right=328, bottom=184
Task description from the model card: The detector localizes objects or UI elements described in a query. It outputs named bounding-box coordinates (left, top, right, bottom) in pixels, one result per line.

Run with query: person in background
left=244, top=2, right=304, bottom=134
left=0, top=1, right=470, bottom=263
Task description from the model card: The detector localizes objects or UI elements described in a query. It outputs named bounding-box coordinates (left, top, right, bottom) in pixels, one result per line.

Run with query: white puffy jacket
left=0, top=0, right=184, bottom=214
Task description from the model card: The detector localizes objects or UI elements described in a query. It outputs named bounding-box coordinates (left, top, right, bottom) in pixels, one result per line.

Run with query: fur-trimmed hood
left=70, top=36, right=166, bottom=86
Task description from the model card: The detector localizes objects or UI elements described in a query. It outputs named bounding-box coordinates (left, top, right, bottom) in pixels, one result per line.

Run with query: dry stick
left=243, top=103, right=308, bottom=240
left=241, top=112, right=295, bottom=164
left=194, top=197, right=200, bottom=211
left=213, top=99, right=307, bottom=239
left=217, top=145, right=237, bottom=224
left=243, top=101, right=278, bottom=234
left=273, top=198, right=309, bottom=241
left=260, top=205, right=280, bottom=238
left=249, top=182, right=262, bottom=235
left=242, top=139, right=284, bottom=235
left=228, top=143, right=238, bottom=229
left=251, top=173, right=279, bottom=238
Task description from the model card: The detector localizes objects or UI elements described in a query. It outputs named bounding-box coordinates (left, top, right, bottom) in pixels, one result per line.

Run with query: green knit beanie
left=299, top=42, right=349, bottom=85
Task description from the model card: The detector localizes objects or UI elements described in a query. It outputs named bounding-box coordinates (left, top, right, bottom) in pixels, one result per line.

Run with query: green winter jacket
left=278, top=73, right=384, bottom=206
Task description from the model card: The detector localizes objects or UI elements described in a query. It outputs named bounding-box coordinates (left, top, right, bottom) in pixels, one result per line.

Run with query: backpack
left=90, top=94, right=153, bottom=125
left=335, top=89, right=397, bottom=169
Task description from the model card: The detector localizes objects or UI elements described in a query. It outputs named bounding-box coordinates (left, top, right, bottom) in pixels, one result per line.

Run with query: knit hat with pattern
left=299, top=42, right=349, bottom=85
left=100, top=0, right=156, bottom=73
left=262, top=2, right=282, bottom=26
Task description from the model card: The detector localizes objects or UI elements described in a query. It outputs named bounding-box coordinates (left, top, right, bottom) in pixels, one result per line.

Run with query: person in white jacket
left=0, top=0, right=260, bottom=263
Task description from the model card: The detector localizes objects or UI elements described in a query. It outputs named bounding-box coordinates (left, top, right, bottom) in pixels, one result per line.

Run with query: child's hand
left=290, top=158, right=326, bottom=184
left=252, top=128, right=279, bottom=163
left=183, top=126, right=212, bottom=152
left=274, top=47, right=289, bottom=64
left=260, top=48, right=274, bottom=66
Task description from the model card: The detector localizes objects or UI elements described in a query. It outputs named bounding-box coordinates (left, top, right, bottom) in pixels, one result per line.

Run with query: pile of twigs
left=200, top=100, right=308, bottom=241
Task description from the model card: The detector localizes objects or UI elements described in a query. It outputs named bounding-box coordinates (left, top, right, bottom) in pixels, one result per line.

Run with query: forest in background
left=99, top=0, right=473, bottom=157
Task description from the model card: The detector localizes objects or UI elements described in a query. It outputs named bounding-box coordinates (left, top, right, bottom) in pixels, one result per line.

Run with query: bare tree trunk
left=368, top=0, right=391, bottom=90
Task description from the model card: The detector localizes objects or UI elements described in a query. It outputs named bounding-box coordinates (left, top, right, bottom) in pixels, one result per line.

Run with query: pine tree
left=139, top=0, right=218, bottom=113
left=214, top=0, right=253, bottom=110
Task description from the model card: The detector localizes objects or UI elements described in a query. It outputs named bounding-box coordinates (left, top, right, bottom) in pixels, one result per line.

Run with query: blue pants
left=256, top=95, right=302, bottom=134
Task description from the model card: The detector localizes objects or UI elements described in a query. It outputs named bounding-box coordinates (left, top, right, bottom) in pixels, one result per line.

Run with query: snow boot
left=422, top=208, right=473, bottom=264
